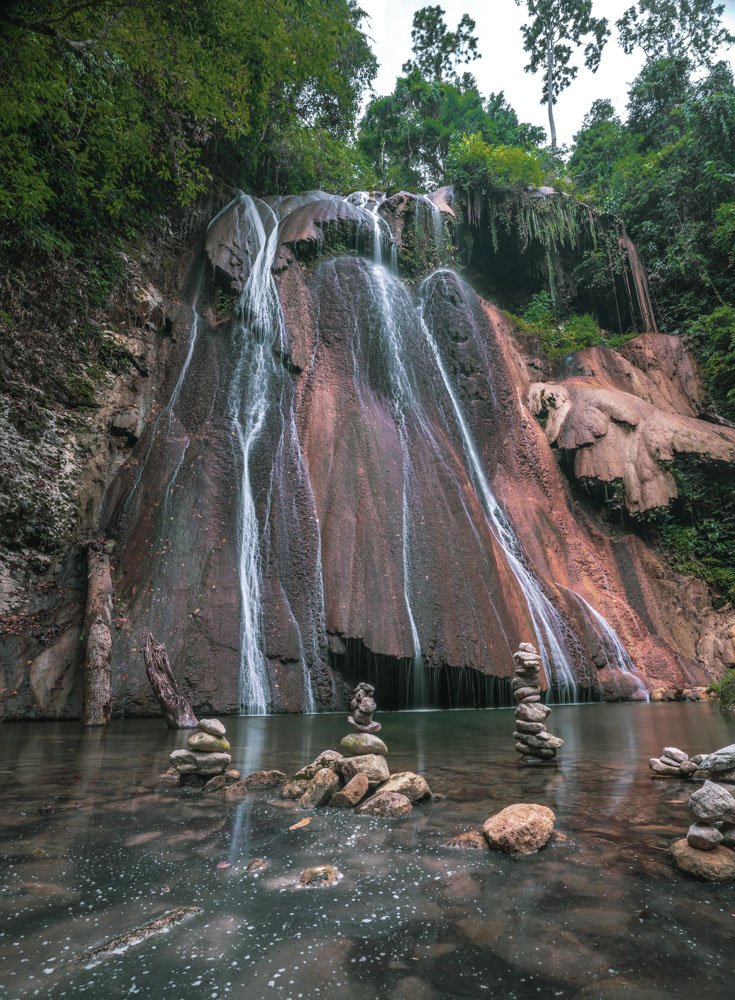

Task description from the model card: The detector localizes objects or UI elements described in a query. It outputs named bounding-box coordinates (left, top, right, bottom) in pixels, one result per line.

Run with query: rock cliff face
left=3, top=188, right=735, bottom=718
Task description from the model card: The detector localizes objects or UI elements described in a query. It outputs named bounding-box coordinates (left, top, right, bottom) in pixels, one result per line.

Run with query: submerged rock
left=670, top=838, right=735, bottom=881
left=281, top=779, right=310, bottom=800
left=202, top=774, right=226, bottom=793
left=299, top=864, right=341, bottom=887
left=482, top=803, right=555, bottom=855
left=242, top=770, right=288, bottom=790
left=447, top=830, right=487, bottom=849
left=355, top=791, right=413, bottom=818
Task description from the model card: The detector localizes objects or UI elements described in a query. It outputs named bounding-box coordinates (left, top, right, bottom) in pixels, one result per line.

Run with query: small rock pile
left=512, top=643, right=563, bottom=762
left=649, top=746, right=701, bottom=778
left=169, top=719, right=239, bottom=791
left=670, top=779, right=735, bottom=882
left=279, top=682, right=431, bottom=818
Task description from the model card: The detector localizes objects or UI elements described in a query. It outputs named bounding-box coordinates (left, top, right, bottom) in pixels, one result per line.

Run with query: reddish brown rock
left=447, top=830, right=487, bottom=849
left=670, top=838, right=735, bottom=881
left=328, top=773, right=370, bottom=809
left=376, top=772, right=431, bottom=802
left=482, top=804, right=555, bottom=854
left=299, top=768, right=341, bottom=809
left=355, top=791, right=413, bottom=818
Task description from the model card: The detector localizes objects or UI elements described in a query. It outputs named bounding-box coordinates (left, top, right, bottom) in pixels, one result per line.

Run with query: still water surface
left=1, top=703, right=734, bottom=999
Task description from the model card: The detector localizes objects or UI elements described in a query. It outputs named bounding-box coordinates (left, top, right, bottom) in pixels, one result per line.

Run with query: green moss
left=509, top=293, right=635, bottom=362
left=709, top=668, right=735, bottom=710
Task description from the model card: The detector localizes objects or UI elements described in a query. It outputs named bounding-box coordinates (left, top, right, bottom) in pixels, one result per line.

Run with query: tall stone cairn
left=512, top=643, right=564, bottom=762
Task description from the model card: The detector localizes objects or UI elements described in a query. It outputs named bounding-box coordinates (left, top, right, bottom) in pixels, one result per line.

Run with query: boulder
left=328, top=773, right=370, bottom=809
left=340, top=733, right=388, bottom=757
left=515, top=702, right=551, bottom=724
left=447, top=830, right=487, bottom=849
left=242, top=770, right=288, bottom=790
left=687, top=823, right=723, bottom=850
left=187, top=731, right=230, bottom=753
left=169, top=749, right=231, bottom=775
left=697, top=744, right=735, bottom=774
left=355, top=791, right=413, bottom=818
left=339, top=753, right=389, bottom=786
left=689, top=780, right=735, bottom=823
left=670, top=839, right=735, bottom=882
left=299, top=864, right=341, bottom=887
left=482, top=804, right=556, bottom=855
left=198, top=718, right=227, bottom=738
left=299, top=768, right=341, bottom=809
left=376, top=771, right=431, bottom=802
left=281, top=779, right=310, bottom=800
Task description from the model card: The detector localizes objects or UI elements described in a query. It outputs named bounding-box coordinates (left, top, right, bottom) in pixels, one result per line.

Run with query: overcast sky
left=359, top=0, right=735, bottom=146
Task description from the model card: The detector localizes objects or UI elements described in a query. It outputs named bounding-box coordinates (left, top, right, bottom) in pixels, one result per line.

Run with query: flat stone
left=202, top=774, right=226, bottom=793
left=187, top=731, right=230, bottom=753
left=299, top=768, right=341, bottom=808
left=514, top=687, right=541, bottom=702
left=340, top=733, right=388, bottom=757
left=670, top=838, right=735, bottom=881
left=649, top=757, right=681, bottom=776
left=299, top=865, right=341, bottom=887
left=662, top=747, right=688, bottom=763
left=328, top=773, right=369, bottom=808
left=513, top=732, right=563, bottom=750
left=198, top=718, right=226, bottom=738
left=376, top=772, right=431, bottom=802
left=355, top=791, right=413, bottom=818
left=512, top=675, right=539, bottom=690
left=242, top=770, right=287, bottom=790
left=446, top=830, right=487, bottom=849
left=514, top=720, right=545, bottom=734
left=697, top=744, right=735, bottom=773
left=687, top=823, right=723, bottom=850
left=339, top=753, right=389, bottom=786
left=169, top=749, right=231, bottom=774
left=689, top=780, right=735, bottom=823
left=515, top=702, right=550, bottom=723
left=347, top=716, right=382, bottom=734
left=281, top=779, right=310, bottom=800
left=515, top=742, right=556, bottom=758
left=483, top=803, right=555, bottom=854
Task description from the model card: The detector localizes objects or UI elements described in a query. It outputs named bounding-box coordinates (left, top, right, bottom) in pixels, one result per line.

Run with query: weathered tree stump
left=144, top=631, right=198, bottom=728
left=81, top=543, right=113, bottom=727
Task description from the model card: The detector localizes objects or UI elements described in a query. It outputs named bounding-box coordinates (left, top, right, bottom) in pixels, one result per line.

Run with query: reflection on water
left=1, top=704, right=734, bottom=999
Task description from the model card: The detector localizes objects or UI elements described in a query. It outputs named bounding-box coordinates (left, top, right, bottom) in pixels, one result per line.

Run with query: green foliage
left=686, top=306, right=735, bottom=420
left=514, top=0, right=610, bottom=145
left=447, top=134, right=544, bottom=191
left=402, top=5, right=480, bottom=83
left=510, top=293, right=631, bottom=360
left=658, top=456, right=735, bottom=607
left=359, top=70, right=544, bottom=189
left=617, top=1, right=735, bottom=68
left=709, top=668, right=735, bottom=708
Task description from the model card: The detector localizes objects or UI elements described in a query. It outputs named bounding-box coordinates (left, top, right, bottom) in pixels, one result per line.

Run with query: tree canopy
left=401, top=4, right=480, bottom=83
left=617, top=1, right=735, bottom=68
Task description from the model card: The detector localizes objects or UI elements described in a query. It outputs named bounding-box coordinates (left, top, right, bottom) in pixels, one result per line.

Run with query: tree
left=617, top=1, right=735, bottom=69
left=402, top=5, right=480, bottom=83
left=514, top=1, right=609, bottom=147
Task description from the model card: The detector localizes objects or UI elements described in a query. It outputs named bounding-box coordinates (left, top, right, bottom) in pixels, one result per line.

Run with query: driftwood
left=144, top=631, right=198, bottom=728
left=77, top=906, right=202, bottom=966
left=81, top=544, right=113, bottom=726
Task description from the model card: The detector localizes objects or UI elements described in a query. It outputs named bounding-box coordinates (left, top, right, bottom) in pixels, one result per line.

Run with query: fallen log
left=80, top=543, right=113, bottom=726
left=77, top=906, right=202, bottom=966
left=144, top=631, right=198, bottom=728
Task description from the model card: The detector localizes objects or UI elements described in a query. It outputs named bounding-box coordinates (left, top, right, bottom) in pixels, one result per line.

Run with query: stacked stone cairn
left=512, top=643, right=563, bottom=762
left=649, top=746, right=701, bottom=778
left=670, top=777, right=735, bottom=882
left=279, top=682, right=432, bottom=817
left=169, top=719, right=238, bottom=792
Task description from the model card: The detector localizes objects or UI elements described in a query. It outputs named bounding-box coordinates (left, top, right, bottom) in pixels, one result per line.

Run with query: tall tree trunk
left=144, top=632, right=198, bottom=729
left=81, top=544, right=113, bottom=726
left=546, top=37, right=557, bottom=148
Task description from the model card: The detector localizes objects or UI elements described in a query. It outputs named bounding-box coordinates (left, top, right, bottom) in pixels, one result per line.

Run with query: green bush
left=709, top=668, right=735, bottom=710
left=447, top=133, right=544, bottom=192
left=510, top=295, right=625, bottom=361
left=686, top=306, right=735, bottom=420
